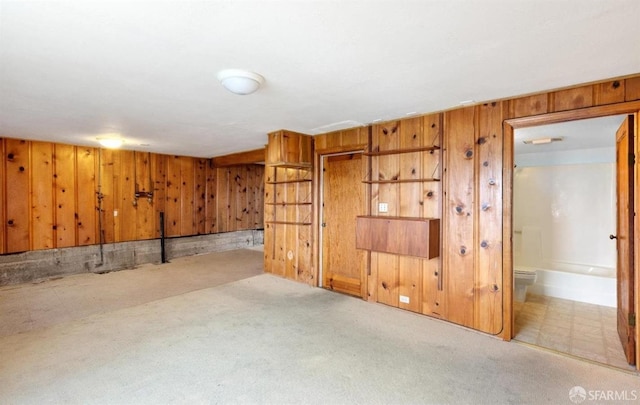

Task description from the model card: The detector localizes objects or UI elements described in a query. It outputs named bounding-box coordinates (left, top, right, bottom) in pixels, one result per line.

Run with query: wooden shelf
left=363, top=178, right=440, bottom=184
left=265, top=221, right=312, bottom=226
left=266, top=179, right=312, bottom=184
left=363, top=146, right=440, bottom=156
left=356, top=216, right=440, bottom=259
left=265, top=202, right=312, bottom=206
left=267, top=162, right=312, bottom=169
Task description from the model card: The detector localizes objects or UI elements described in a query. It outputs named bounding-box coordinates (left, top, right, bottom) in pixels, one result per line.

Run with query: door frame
left=313, top=144, right=368, bottom=293
left=503, top=101, right=640, bottom=369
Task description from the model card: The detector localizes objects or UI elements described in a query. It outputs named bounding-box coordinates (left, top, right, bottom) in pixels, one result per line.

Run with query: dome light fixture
left=217, top=69, right=264, bottom=95
left=97, top=135, right=124, bottom=149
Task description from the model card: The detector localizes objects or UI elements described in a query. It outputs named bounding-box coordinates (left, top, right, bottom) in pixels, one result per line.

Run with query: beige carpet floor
left=0, top=248, right=638, bottom=404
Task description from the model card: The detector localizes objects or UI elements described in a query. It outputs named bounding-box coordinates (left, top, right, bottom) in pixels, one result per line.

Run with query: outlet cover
left=399, top=295, right=410, bottom=304
left=378, top=202, right=388, bottom=213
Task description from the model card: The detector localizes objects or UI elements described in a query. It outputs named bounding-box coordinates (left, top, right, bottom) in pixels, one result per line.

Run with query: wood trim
left=506, top=101, right=640, bottom=129
left=502, top=123, right=514, bottom=341
left=211, top=148, right=266, bottom=167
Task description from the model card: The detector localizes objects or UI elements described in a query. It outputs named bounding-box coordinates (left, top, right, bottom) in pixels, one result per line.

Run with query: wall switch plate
left=399, top=295, right=410, bottom=304
left=378, top=202, right=388, bottom=213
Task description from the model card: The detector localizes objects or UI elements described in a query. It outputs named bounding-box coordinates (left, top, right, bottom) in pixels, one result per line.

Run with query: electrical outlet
left=378, top=202, right=388, bottom=213
left=113, top=210, right=118, bottom=217
left=399, top=295, right=410, bottom=304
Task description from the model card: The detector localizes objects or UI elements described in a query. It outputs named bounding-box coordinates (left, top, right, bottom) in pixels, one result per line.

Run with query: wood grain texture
left=5, top=139, right=30, bottom=252
left=195, top=158, right=207, bottom=234
left=205, top=160, right=218, bottom=234
left=76, top=147, right=97, bottom=246
left=510, top=94, right=548, bottom=118
left=151, top=153, right=166, bottom=238
left=118, top=150, right=137, bottom=242
left=551, top=85, right=593, bottom=112
left=135, top=151, right=155, bottom=240
left=164, top=156, right=181, bottom=237
left=626, top=77, right=640, bottom=101
left=30, top=142, right=54, bottom=250
left=0, top=140, right=4, bottom=253
left=99, top=149, right=115, bottom=243
left=594, top=80, right=625, bottom=105
left=443, top=106, right=476, bottom=327
left=54, top=144, right=77, bottom=247
left=212, top=148, right=265, bottom=167
left=179, top=157, right=195, bottom=236
left=474, top=102, right=505, bottom=334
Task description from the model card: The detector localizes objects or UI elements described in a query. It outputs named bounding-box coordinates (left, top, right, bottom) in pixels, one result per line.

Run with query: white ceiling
left=514, top=115, right=627, bottom=155
left=1, top=1, right=639, bottom=158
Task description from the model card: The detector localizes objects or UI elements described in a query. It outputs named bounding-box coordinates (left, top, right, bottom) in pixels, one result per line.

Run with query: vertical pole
left=160, top=211, right=167, bottom=263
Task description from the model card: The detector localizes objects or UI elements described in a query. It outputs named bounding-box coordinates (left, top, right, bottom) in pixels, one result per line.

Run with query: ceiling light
left=523, top=137, right=563, bottom=145
left=217, top=69, right=264, bottom=95
left=459, top=100, right=476, bottom=106
left=97, top=136, right=124, bottom=149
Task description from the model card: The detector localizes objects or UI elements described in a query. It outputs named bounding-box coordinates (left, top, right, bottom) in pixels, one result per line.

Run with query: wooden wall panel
left=117, top=150, right=137, bottom=242
left=376, top=253, right=399, bottom=307
left=76, top=147, right=97, bottom=246
left=180, top=157, right=195, bottom=236
left=235, top=167, right=248, bottom=231
left=626, top=77, right=640, bottom=101
left=164, top=156, right=181, bottom=237
left=195, top=158, right=207, bottom=234
left=0, top=140, right=4, bottom=253
left=510, top=94, right=548, bottom=118
left=99, top=149, right=116, bottom=244
left=30, top=142, right=54, bottom=250
left=152, top=153, right=166, bottom=238
left=551, top=85, right=593, bottom=112
left=399, top=117, right=422, bottom=217
left=474, top=102, right=505, bottom=334
left=205, top=160, right=217, bottom=234
left=5, top=139, right=30, bottom=253
left=421, top=113, right=443, bottom=317
left=594, top=80, right=625, bottom=105
left=217, top=168, right=230, bottom=233
left=54, top=144, right=77, bottom=248
left=443, top=107, right=476, bottom=327
left=0, top=138, right=264, bottom=253
left=135, top=151, right=155, bottom=240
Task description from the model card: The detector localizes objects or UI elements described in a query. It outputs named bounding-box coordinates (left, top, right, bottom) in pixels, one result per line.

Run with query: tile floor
left=514, top=293, right=635, bottom=371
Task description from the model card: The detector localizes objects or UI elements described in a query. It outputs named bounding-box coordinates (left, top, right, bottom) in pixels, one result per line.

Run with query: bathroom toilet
left=514, top=269, right=537, bottom=302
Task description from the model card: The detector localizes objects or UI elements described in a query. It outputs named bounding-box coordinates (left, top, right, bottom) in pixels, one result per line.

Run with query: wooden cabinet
left=267, top=130, right=313, bottom=168
left=356, top=216, right=439, bottom=259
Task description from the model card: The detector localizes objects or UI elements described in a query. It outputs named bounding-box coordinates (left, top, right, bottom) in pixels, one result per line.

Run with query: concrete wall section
left=0, top=230, right=264, bottom=286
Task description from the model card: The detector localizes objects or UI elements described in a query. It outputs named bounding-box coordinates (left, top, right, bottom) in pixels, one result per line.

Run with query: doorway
left=511, top=114, right=636, bottom=370
left=319, top=152, right=366, bottom=297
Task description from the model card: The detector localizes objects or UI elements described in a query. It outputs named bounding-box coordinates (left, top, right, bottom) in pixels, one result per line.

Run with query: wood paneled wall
left=268, top=73, right=640, bottom=337
left=0, top=139, right=265, bottom=254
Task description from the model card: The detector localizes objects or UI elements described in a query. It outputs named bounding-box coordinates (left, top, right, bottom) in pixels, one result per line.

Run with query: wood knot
left=455, top=205, right=463, bottom=214
left=612, top=81, right=620, bottom=89
left=7, top=219, right=14, bottom=225
left=464, top=149, right=473, bottom=159
left=483, top=161, right=489, bottom=167
left=381, top=281, right=388, bottom=290
left=477, top=137, right=487, bottom=145
left=460, top=246, right=467, bottom=255
left=391, top=127, right=397, bottom=134
left=19, top=166, right=25, bottom=172
left=7, top=153, right=14, bottom=160
left=382, top=128, right=388, bottom=135
left=426, top=191, right=434, bottom=198
left=480, top=240, right=489, bottom=248
left=481, top=203, right=491, bottom=211
left=488, top=179, right=496, bottom=186
left=491, top=284, right=499, bottom=292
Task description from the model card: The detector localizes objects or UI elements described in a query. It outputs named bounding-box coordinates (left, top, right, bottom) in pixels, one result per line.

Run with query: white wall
left=513, top=148, right=616, bottom=271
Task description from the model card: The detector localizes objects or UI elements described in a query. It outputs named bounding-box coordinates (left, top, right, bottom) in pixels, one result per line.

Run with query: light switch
left=378, top=202, right=388, bottom=213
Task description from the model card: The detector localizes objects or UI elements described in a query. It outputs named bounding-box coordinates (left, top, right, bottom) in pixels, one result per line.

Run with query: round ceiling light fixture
left=217, top=69, right=264, bottom=95
left=97, top=135, right=124, bottom=149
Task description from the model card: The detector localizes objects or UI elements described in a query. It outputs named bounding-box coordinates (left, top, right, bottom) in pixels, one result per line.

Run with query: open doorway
left=511, top=114, right=635, bottom=370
